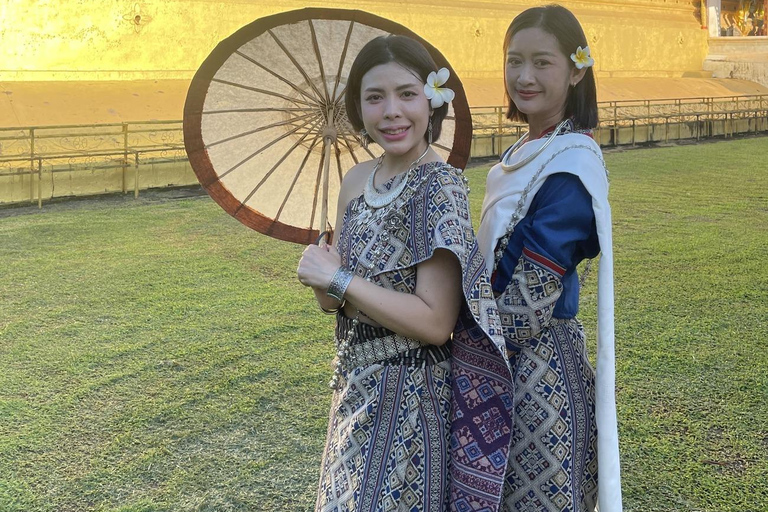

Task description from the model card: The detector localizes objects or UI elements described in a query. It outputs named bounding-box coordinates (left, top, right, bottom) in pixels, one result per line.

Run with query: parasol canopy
left=184, top=8, right=472, bottom=244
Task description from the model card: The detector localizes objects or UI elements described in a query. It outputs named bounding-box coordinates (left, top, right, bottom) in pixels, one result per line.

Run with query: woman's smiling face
left=505, top=27, right=583, bottom=134
left=359, top=62, right=430, bottom=159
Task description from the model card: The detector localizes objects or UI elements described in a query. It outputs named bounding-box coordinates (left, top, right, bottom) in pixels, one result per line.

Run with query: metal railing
left=1, top=94, right=767, bottom=207
left=470, top=94, right=768, bottom=158
left=0, top=120, right=187, bottom=208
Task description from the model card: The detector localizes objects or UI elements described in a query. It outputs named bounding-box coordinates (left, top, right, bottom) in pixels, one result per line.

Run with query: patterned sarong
left=315, top=317, right=452, bottom=511
left=501, top=318, right=598, bottom=512
left=496, top=250, right=598, bottom=511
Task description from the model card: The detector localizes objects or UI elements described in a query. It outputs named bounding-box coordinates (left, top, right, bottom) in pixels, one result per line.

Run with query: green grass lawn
left=1, top=137, right=766, bottom=511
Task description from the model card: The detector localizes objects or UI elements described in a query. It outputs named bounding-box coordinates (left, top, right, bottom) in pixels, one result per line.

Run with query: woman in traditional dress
left=475, top=5, right=623, bottom=512
left=296, top=35, right=504, bottom=511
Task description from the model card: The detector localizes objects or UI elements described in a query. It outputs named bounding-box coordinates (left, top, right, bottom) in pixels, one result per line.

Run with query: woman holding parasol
left=296, top=34, right=503, bottom=510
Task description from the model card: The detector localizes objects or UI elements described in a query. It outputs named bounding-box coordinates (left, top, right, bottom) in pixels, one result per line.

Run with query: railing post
left=29, top=128, right=35, bottom=204
left=754, top=103, right=758, bottom=134
left=122, top=123, right=129, bottom=193
left=696, top=114, right=700, bottom=141
left=720, top=113, right=725, bottom=139
left=37, top=158, right=42, bottom=209
left=134, top=151, right=140, bottom=198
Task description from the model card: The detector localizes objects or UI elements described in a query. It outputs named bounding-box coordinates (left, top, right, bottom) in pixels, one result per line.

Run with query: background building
left=1, top=0, right=765, bottom=205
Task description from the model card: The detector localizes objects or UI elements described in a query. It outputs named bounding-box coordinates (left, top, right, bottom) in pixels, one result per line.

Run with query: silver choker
left=363, top=145, right=431, bottom=209
left=500, top=119, right=570, bottom=173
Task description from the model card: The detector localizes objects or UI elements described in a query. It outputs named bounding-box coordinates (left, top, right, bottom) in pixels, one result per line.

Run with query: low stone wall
left=4, top=119, right=766, bottom=207
left=704, top=37, right=768, bottom=88
left=0, top=159, right=198, bottom=206
left=3, top=101, right=766, bottom=207
left=595, top=117, right=768, bottom=145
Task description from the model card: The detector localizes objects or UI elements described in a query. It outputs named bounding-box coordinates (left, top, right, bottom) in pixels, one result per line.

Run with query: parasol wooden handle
left=319, top=126, right=337, bottom=237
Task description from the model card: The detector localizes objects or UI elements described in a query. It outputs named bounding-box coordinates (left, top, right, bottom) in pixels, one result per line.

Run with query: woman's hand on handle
left=297, top=243, right=342, bottom=290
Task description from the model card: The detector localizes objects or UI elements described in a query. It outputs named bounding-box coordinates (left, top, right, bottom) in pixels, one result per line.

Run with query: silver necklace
left=363, top=145, right=430, bottom=209
left=500, top=119, right=569, bottom=173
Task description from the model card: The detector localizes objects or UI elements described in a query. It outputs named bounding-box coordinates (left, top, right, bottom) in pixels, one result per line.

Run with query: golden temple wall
left=0, top=0, right=709, bottom=82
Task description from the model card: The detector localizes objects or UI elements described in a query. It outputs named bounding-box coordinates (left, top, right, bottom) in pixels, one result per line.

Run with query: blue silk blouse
left=491, top=172, right=600, bottom=318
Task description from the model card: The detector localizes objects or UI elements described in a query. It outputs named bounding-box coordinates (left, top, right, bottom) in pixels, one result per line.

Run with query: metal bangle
left=320, top=299, right=346, bottom=315
left=327, top=267, right=354, bottom=302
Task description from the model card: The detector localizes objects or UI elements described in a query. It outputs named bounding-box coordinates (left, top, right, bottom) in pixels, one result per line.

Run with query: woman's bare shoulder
left=339, top=159, right=376, bottom=202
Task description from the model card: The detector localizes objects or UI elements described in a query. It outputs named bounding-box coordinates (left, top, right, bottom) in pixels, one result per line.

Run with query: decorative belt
left=335, top=313, right=449, bottom=369
left=344, top=334, right=424, bottom=369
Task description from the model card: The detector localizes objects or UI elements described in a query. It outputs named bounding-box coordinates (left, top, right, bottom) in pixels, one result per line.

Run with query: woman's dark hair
left=503, top=4, right=598, bottom=129
left=345, top=35, right=448, bottom=142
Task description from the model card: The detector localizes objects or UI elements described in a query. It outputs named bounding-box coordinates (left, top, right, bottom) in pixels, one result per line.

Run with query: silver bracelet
left=327, top=267, right=354, bottom=302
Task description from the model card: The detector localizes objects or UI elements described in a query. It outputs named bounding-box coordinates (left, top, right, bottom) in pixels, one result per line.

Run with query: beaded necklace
left=500, top=119, right=569, bottom=173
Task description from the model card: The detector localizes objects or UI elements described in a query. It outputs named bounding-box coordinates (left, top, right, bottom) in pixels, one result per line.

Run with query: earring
left=428, top=119, right=433, bottom=145
left=360, top=129, right=369, bottom=149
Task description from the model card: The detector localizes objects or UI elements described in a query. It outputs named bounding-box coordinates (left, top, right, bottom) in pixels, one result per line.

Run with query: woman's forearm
left=298, top=242, right=462, bottom=345
left=312, top=286, right=343, bottom=312
left=343, top=276, right=458, bottom=346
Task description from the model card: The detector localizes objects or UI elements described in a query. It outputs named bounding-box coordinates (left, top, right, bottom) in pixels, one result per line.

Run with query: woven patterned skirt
left=315, top=314, right=452, bottom=512
left=502, top=318, right=598, bottom=512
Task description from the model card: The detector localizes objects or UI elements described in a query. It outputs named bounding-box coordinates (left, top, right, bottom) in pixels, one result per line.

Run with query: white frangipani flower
left=570, top=46, right=595, bottom=70
left=423, top=67, right=455, bottom=109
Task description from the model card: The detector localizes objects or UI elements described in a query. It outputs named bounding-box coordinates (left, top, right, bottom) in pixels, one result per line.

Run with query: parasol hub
left=322, top=125, right=338, bottom=143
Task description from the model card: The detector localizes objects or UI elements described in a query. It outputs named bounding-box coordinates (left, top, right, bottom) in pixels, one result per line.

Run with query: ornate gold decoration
left=123, top=3, right=152, bottom=33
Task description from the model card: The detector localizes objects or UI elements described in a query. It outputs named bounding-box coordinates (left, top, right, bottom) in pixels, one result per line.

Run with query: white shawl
left=477, top=133, right=623, bottom=512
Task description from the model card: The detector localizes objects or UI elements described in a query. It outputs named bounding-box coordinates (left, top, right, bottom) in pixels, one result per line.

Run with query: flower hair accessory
left=424, top=67, right=455, bottom=109
left=570, top=46, right=594, bottom=69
